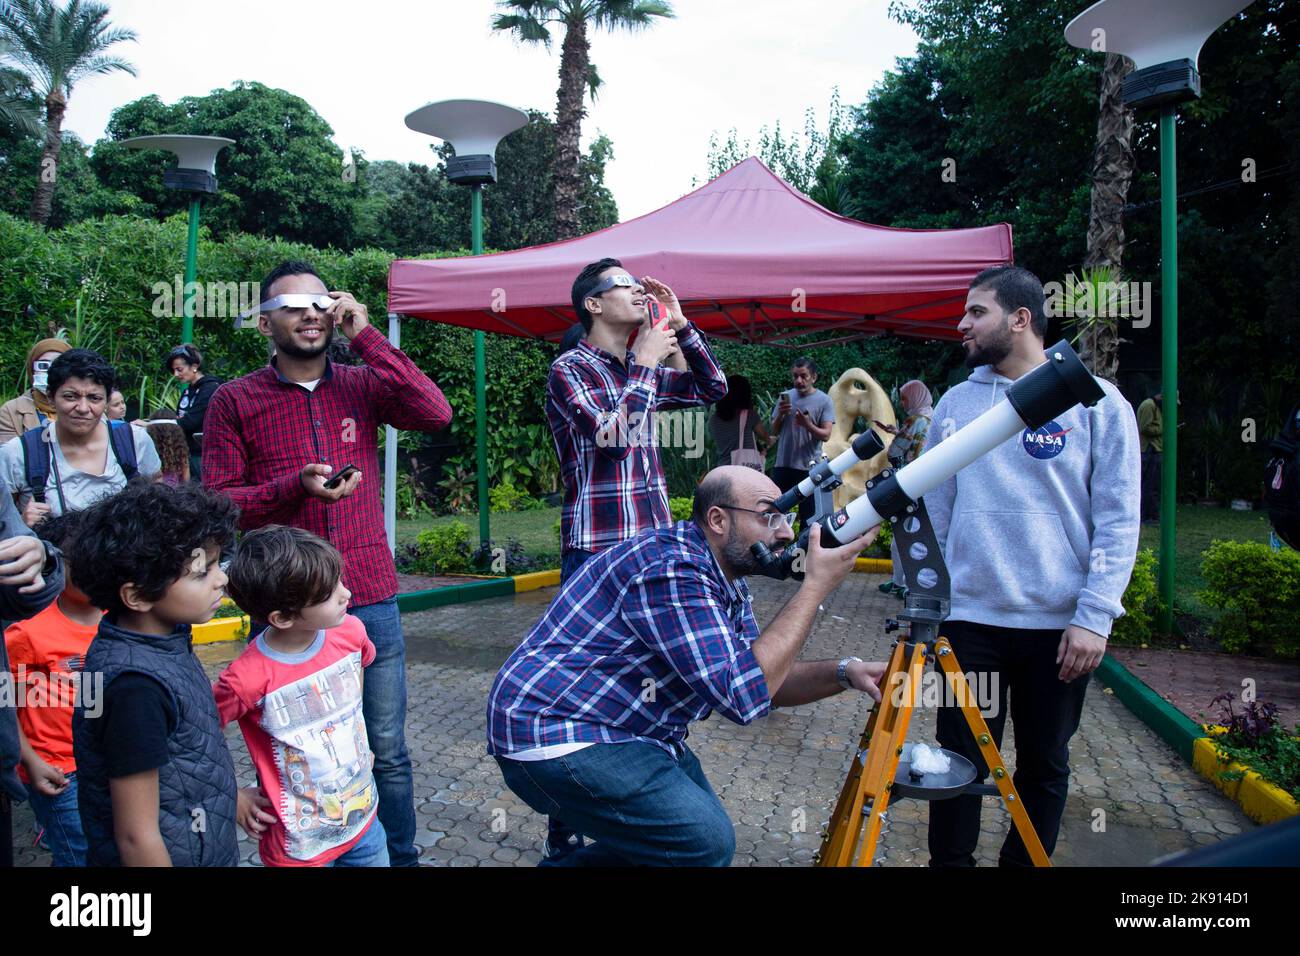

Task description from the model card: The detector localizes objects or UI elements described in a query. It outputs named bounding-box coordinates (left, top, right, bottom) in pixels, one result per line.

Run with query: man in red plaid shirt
left=202, top=260, right=451, bottom=867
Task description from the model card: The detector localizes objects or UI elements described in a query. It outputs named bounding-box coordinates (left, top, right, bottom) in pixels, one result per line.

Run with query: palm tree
left=492, top=0, right=673, bottom=240
left=0, top=0, right=136, bottom=225
left=1076, top=52, right=1136, bottom=383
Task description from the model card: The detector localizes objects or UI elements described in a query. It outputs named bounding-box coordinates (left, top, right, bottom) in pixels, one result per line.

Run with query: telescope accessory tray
left=857, top=742, right=978, bottom=801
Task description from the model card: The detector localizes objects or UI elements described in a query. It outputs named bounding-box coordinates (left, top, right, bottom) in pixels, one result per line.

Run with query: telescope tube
left=821, top=341, right=1105, bottom=544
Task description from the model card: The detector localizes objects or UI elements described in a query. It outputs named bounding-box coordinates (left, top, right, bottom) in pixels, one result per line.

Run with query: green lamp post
left=119, top=135, right=235, bottom=347
left=1066, top=0, right=1254, bottom=636
left=404, top=100, right=529, bottom=547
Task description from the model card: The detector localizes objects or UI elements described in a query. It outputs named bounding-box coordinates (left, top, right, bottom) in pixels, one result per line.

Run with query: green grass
left=396, top=507, right=561, bottom=553
left=1139, top=504, right=1274, bottom=623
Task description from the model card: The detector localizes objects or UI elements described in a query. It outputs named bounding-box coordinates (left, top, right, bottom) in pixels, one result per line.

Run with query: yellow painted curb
left=193, top=614, right=249, bottom=645
left=854, top=557, right=893, bottom=573
left=1192, top=732, right=1299, bottom=826
left=514, top=570, right=561, bottom=592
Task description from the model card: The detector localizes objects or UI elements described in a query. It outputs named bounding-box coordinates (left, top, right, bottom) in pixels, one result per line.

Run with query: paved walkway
left=10, top=574, right=1252, bottom=867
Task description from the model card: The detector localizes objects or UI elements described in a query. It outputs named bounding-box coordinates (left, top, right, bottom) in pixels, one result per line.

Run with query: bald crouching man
left=486, top=466, right=886, bottom=866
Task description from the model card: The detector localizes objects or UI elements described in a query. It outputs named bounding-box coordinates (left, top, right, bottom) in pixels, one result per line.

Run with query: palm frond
left=585, top=60, right=602, bottom=100
left=490, top=12, right=553, bottom=45
left=65, top=52, right=135, bottom=85
left=590, top=0, right=674, bottom=31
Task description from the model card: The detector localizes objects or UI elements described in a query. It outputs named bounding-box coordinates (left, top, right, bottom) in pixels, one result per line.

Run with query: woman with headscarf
left=0, top=338, right=71, bottom=445
left=880, top=379, right=935, bottom=596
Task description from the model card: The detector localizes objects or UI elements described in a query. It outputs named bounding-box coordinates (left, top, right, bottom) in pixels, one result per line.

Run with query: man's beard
left=272, top=322, right=333, bottom=359
left=964, top=325, right=1013, bottom=369
left=723, top=525, right=764, bottom=577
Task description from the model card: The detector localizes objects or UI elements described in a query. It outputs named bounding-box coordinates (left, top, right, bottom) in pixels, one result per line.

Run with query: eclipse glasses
left=237, top=293, right=335, bottom=320
left=581, top=274, right=638, bottom=301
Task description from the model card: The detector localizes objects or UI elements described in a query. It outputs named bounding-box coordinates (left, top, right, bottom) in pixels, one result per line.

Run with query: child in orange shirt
left=4, top=512, right=101, bottom=866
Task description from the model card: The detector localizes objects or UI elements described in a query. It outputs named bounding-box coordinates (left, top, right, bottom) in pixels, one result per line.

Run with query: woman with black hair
left=708, top=374, right=770, bottom=469
left=166, top=344, right=223, bottom=483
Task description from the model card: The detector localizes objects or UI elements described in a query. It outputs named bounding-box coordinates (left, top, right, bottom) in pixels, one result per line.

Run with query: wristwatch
left=837, top=656, right=863, bottom=690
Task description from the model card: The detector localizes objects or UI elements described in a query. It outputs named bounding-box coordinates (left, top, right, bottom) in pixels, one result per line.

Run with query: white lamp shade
left=118, top=135, right=236, bottom=174
left=1065, top=0, right=1254, bottom=69
left=404, top=99, right=529, bottom=158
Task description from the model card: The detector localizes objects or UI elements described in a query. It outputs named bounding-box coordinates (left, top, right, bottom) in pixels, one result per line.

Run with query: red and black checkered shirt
left=547, top=327, right=727, bottom=554
left=202, top=324, right=452, bottom=607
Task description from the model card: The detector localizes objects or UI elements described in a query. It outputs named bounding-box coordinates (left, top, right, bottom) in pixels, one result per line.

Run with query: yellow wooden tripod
left=815, top=632, right=1051, bottom=868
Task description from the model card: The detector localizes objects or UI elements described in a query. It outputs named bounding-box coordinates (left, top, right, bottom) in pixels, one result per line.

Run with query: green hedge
left=1199, top=540, right=1300, bottom=658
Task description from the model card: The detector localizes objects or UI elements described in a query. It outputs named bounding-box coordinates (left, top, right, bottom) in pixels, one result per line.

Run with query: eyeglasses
left=717, top=505, right=795, bottom=531
left=582, top=274, right=637, bottom=300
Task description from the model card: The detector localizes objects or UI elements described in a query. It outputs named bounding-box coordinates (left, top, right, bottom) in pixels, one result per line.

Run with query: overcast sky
left=62, top=0, right=918, bottom=220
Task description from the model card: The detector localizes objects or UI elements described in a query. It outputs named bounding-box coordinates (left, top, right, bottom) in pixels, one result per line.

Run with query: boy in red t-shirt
left=216, top=526, right=386, bottom=866
left=4, top=512, right=100, bottom=866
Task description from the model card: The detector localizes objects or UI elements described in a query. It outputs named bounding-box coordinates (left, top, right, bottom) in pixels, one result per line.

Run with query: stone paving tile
left=10, top=574, right=1252, bottom=867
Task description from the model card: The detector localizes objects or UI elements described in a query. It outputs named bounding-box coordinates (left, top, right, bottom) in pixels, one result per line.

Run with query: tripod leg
left=934, top=638, right=1052, bottom=868
left=854, top=641, right=926, bottom=866
left=819, top=640, right=904, bottom=867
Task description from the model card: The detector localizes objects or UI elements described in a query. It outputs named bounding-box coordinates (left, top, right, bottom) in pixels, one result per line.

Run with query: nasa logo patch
left=1022, top=420, right=1073, bottom=460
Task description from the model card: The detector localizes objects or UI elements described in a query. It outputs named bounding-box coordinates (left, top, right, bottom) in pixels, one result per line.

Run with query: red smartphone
left=646, top=295, right=671, bottom=330
left=323, top=464, right=360, bottom=489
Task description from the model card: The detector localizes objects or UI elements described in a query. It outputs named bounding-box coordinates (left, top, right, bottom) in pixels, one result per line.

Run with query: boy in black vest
left=70, top=482, right=242, bottom=866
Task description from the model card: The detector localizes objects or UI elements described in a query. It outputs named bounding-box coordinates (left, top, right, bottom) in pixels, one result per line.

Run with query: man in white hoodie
left=923, top=265, right=1140, bottom=867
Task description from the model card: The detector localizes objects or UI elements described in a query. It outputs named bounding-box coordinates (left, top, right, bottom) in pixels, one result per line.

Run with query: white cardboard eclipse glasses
left=237, top=293, right=334, bottom=320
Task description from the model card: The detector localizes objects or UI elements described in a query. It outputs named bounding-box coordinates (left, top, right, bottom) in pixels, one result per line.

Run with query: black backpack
left=1265, top=401, right=1300, bottom=550
left=20, top=420, right=138, bottom=507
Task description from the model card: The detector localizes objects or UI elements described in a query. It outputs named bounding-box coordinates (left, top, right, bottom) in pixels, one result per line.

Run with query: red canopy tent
left=387, top=157, right=1013, bottom=346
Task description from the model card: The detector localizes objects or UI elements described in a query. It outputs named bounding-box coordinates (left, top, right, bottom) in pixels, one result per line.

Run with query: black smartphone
left=322, top=464, right=360, bottom=490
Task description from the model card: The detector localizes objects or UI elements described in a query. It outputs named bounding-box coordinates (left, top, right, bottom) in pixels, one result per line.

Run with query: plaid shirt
left=202, top=325, right=451, bottom=608
left=548, top=326, right=727, bottom=554
left=487, top=521, right=770, bottom=756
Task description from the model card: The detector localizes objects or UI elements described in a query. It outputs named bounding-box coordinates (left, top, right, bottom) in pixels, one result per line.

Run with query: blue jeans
left=497, top=741, right=736, bottom=867
left=560, top=548, right=597, bottom=584
left=326, top=817, right=389, bottom=867
left=351, top=598, right=418, bottom=867
left=550, top=547, right=598, bottom=857
left=27, top=772, right=86, bottom=867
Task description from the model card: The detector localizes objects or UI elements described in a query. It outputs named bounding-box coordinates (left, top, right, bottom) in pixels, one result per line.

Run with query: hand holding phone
left=323, top=464, right=361, bottom=490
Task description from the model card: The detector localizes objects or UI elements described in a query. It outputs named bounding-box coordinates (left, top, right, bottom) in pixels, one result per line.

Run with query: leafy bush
left=489, top=481, right=530, bottom=514
left=1199, top=540, right=1300, bottom=657
left=669, top=497, right=693, bottom=522
left=414, top=523, right=472, bottom=574
left=873, top=519, right=892, bottom=557
left=1109, top=548, right=1159, bottom=646
left=471, top=537, right=560, bottom=576
left=1208, top=694, right=1300, bottom=802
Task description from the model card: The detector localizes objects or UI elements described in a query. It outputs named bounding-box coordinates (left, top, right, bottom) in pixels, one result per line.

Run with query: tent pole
left=385, top=313, right=400, bottom=555
left=472, top=185, right=490, bottom=550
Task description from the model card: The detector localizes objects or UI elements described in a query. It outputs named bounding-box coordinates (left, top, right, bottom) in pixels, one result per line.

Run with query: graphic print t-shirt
left=213, top=616, right=377, bottom=867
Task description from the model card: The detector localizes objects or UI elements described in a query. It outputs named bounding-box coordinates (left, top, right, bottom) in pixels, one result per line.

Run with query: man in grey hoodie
left=923, top=265, right=1139, bottom=867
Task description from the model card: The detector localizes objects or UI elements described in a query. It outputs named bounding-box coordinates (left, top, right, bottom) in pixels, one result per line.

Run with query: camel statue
left=822, top=368, right=896, bottom=510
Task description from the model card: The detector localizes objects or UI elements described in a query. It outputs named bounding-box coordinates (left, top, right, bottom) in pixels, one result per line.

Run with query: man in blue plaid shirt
left=487, top=465, right=886, bottom=866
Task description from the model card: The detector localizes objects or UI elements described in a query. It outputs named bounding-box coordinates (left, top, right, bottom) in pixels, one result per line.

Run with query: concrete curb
left=854, top=557, right=893, bottom=574
left=1192, top=733, right=1300, bottom=825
